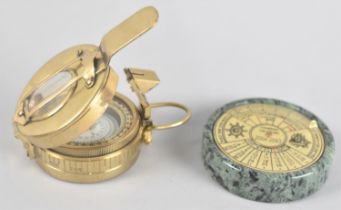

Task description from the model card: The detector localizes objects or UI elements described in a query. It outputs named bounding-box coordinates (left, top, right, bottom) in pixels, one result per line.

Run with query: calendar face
left=213, top=103, right=324, bottom=173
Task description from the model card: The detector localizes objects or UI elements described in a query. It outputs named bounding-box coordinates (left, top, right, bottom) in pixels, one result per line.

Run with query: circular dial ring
left=52, top=93, right=141, bottom=157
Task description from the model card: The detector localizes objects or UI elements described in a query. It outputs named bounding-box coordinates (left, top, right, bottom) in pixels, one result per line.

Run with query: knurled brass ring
left=150, top=102, right=191, bottom=130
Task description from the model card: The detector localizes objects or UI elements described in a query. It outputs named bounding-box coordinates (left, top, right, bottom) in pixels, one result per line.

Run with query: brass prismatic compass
left=13, top=7, right=191, bottom=183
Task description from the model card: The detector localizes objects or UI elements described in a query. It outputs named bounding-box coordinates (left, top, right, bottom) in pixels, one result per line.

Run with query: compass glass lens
left=28, top=71, right=74, bottom=119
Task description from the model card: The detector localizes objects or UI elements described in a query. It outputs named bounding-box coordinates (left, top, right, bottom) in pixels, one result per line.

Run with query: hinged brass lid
left=13, top=7, right=159, bottom=148
left=13, top=45, right=118, bottom=148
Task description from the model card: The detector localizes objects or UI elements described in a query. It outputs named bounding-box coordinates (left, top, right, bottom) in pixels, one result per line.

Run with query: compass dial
left=67, top=97, right=133, bottom=146
left=213, top=103, right=325, bottom=173
left=73, top=111, right=121, bottom=144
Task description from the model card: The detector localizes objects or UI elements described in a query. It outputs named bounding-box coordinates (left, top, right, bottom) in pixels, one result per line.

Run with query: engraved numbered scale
left=13, top=7, right=191, bottom=183
left=213, top=103, right=324, bottom=173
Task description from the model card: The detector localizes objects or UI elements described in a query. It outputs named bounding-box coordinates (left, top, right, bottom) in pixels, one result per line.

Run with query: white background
left=0, top=0, right=340, bottom=209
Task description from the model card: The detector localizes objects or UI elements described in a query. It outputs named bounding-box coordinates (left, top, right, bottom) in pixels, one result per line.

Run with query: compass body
left=202, top=98, right=335, bottom=202
left=12, top=7, right=191, bottom=183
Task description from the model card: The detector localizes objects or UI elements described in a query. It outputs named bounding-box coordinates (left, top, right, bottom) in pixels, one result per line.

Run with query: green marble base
left=202, top=98, right=335, bottom=202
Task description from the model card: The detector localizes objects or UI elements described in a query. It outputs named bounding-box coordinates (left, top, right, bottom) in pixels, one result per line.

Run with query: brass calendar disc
left=213, top=103, right=324, bottom=173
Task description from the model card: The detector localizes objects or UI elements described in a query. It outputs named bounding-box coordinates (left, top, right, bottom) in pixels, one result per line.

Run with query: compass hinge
left=21, top=140, right=36, bottom=159
left=124, top=68, right=160, bottom=144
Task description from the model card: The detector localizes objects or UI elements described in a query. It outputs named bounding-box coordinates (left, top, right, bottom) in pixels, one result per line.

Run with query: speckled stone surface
left=202, top=98, right=335, bottom=203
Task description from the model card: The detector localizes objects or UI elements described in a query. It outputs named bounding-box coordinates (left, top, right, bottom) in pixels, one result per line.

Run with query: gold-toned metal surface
left=100, top=6, right=158, bottom=61
left=35, top=130, right=142, bottom=183
left=13, top=45, right=117, bottom=148
left=13, top=6, right=191, bottom=183
left=150, top=102, right=192, bottom=130
left=124, top=68, right=191, bottom=143
left=213, top=103, right=324, bottom=173
left=125, top=68, right=159, bottom=121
